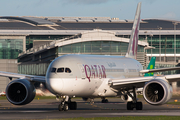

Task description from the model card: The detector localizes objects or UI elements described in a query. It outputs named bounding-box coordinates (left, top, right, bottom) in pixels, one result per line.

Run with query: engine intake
left=6, top=79, right=36, bottom=105
left=143, top=79, right=172, bottom=105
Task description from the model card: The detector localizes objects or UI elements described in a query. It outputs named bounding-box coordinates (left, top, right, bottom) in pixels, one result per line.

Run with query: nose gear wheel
left=58, top=96, right=77, bottom=111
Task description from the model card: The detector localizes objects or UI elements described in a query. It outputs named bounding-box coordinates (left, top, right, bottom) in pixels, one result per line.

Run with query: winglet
left=125, top=2, right=141, bottom=59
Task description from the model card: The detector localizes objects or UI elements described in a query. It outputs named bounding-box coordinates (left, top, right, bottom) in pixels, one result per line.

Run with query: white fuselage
left=45, top=54, right=143, bottom=97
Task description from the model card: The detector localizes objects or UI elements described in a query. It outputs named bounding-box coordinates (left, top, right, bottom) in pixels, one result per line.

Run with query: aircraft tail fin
left=144, top=57, right=156, bottom=77
left=125, top=2, right=141, bottom=59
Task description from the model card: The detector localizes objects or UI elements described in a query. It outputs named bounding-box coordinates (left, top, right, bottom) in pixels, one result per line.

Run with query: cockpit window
left=57, top=68, right=64, bottom=73
left=65, top=68, right=71, bottom=73
left=51, top=68, right=56, bottom=72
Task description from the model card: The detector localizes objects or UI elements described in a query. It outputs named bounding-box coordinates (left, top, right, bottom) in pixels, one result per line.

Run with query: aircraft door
left=123, top=63, right=129, bottom=78
left=78, top=64, right=86, bottom=79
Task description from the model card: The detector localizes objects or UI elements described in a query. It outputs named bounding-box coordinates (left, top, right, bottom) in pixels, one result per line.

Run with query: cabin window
left=65, top=68, right=71, bottom=73
left=57, top=68, right=64, bottom=73
left=51, top=68, right=56, bottom=72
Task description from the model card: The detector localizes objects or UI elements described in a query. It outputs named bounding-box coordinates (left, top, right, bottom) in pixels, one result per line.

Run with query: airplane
left=0, top=2, right=180, bottom=111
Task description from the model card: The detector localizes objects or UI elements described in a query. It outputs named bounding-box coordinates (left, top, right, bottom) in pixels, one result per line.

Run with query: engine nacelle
left=143, top=79, right=172, bottom=105
left=6, top=79, right=36, bottom=105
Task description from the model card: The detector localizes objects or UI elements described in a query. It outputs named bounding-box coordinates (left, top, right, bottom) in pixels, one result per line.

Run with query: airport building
left=0, top=16, right=180, bottom=91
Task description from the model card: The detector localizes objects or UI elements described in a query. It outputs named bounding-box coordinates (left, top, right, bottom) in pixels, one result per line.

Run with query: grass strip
left=167, top=101, right=180, bottom=105
left=34, top=96, right=56, bottom=100
left=0, top=96, right=56, bottom=100
left=0, top=96, right=7, bottom=100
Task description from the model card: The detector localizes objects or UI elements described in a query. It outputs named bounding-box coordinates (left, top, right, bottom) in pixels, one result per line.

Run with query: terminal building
left=0, top=16, right=180, bottom=91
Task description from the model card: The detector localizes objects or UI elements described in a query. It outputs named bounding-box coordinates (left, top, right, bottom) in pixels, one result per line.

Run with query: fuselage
left=45, top=54, right=143, bottom=97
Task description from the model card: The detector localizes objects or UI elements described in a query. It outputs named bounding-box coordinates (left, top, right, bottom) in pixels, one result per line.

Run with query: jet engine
left=6, top=79, right=36, bottom=105
left=143, top=79, right=172, bottom=105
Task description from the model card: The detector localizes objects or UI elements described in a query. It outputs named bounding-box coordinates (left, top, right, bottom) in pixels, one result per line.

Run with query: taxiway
left=0, top=97, right=180, bottom=120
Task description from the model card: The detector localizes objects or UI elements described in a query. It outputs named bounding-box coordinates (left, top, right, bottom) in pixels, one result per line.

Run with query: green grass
left=51, top=116, right=180, bottom=120
left=0, top=96, right=7, bottom=100
left=137, top=95, right=143, bottom=98
left=167, top=101, right=180, bottom=105
left=0, top=96, right=56, bottom=100
left=34, top=96, right=56, bottom=100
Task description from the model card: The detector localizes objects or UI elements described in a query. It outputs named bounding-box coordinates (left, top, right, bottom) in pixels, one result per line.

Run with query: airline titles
left=84, top=65, right=106, bottom=82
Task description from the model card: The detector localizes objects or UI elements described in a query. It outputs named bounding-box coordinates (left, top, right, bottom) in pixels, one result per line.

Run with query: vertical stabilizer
left=144, top=57, right=156, bottom=77
left=125, top=2, right=141, bottom=59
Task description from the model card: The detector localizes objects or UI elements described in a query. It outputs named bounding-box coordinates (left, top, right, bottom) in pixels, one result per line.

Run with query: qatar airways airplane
left=0, top=2, right=180, bottom=111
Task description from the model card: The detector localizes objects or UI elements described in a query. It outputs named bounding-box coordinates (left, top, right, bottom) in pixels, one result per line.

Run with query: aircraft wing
left=140, top=67, right=180, bottom=73
left=109, top=74, right=180, bottom=91
left=109, top=76, right=153, bottom=90
left=0, top=71, right=45, bottom=83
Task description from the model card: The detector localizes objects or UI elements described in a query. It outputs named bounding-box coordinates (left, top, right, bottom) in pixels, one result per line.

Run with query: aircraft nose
left=47, top=78, right=64, bottom=94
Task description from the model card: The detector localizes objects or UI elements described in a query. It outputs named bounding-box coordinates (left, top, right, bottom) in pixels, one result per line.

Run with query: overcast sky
left=0, top=0, right=179, bottom=20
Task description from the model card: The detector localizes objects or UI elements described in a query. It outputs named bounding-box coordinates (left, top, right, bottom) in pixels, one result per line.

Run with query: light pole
left=149, top=34, right=153, bottom=57
left=158, top=27, right=162, bottom=63
left=173, top=22, right=178, bottom=63
left=144, top=31, right=148, bottom=67
left=144, top=31, right=147, bottom=42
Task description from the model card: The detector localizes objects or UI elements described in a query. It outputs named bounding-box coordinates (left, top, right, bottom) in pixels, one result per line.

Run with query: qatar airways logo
left=84, top=65, right=106, bottom=82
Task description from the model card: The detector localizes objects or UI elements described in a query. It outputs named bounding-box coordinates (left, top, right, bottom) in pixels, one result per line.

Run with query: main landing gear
left=126, top=87, right=143, bottom=110
left=58, top=96, right=77, bottom=111
left=101, top=97, right=108, bottom=103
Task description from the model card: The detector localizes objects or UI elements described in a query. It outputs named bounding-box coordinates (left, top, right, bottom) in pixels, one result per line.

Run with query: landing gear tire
left=69, top=102, right=77, bottom=110
left=127, top=102, right=134, bottom=110
left=63, top=103, right=69, bottom=111
left=58, top=96, right=77, bottom=111
left=136, top=102, right=142, bottom=110
left=127, top=101, right=142, bottom=110
left=105, top=99, right=108, bottom=103
left=58, top=104, right=63, bottom=111
left=102, top=99, right=108, bottom=103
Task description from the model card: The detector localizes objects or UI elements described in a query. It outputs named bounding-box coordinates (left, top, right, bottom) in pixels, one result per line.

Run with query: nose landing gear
left=58, top=96, right=77, bottom=111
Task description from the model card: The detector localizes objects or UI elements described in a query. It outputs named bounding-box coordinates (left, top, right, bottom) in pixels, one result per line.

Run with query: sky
left=0, top=0, right=179, bottom=20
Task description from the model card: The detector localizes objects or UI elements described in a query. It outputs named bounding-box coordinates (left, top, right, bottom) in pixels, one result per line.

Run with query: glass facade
left=26, top=35, right=71, bottom=50
left=0, top=39, right=23, bottom=59
left=58, top=41, right=144, bottom=55
left=117, top=35, right=180, bottom=57
left=145, top=35, right=180, bottom=54
left=18, top=63, right=49, bottom=75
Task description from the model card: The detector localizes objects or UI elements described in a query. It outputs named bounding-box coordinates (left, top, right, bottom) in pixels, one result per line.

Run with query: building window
left=58, top=41, right=144, bottom=55
left=0, top=39, right=23, bottom=59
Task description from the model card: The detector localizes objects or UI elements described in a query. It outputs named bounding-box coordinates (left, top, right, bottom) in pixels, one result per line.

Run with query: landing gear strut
left=58, top=96, right=77, bottom=111
left=126, top=87, right=143, bottom=110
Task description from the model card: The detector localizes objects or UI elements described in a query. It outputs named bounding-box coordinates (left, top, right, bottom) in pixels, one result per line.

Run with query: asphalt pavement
left=0, top=97, right=180, bottom=120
